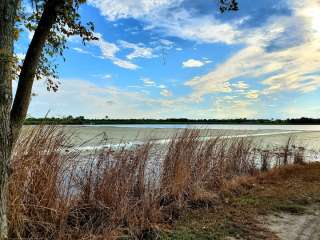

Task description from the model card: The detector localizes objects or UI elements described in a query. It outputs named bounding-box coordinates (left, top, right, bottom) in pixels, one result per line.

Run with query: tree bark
left=11, top=0, right=64, bottom=142
left=1, top=0, right=63, bottom=238
left=0, top=115, right=12, bottom=240
left=0, top=0, right=18, bottom=238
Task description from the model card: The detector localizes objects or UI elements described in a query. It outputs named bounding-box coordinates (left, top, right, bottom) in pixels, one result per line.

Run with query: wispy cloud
left=30, top=79, right=153, bottom=118
left=88, top=0, right=240, bottom=44
left=246, top=90, right=259, bottom=99
left=92, top=33, right=119, bottom=58
left=87, top=0, right=180, bottom=21
left=29, top=79, right=195, bottom=118
left=91, top=33, right=139, bottom=70
left=213, top=97, right=258, bottom=118
left=73, top=47, right=91, bottom=54
left=141, top=77, right=156, bottom=87
left=31, top=0, right=320, bottom=119
left=159, top=39, right=174, bottom=46
left=182, top=59, right=207, bottom=68
left=102, top=74, right=112, bottom=80
left=112, top=59, right=139, bottom=70
left=232, top=81, right=249, bottom=90
left=160, top=88, right=172, bottom=97
left=184, top=0, right=320, bottom=103
left=80, top=33, right=162, bottom=70
left=119, top=40, right=156, bottom=60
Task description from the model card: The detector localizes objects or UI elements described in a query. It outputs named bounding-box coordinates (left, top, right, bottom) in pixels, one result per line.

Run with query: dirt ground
left=264, top=204, right=320, bottom=240
left=163, top=163, right=320, bottom=240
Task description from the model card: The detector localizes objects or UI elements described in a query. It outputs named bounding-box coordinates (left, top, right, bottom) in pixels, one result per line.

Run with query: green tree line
left=25, top=116, right=320, bottom=125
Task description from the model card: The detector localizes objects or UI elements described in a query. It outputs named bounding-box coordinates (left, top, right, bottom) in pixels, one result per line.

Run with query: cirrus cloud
left=184, top=0, right=320, bottom=103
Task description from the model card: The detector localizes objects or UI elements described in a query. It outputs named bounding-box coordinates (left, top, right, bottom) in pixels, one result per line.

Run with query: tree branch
left=10, top=0, right=64, bottom=140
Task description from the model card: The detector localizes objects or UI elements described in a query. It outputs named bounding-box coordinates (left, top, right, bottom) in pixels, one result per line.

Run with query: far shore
left=24, top=116, right=320, bottom=126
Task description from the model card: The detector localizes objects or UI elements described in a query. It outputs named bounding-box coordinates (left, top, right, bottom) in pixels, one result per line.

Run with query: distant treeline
left=24, top=116, right=320, bottom=125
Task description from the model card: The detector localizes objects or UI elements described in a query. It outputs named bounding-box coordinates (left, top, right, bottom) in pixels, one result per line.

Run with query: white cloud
left=146, top=8, right=240, bottom=44
left=213, top=98, right=257, bottom=119
left=102, top=74, right=112, bottom=80
left=87, top=0, right=180, bottom=21
left=92, top=33, right=119, bottom=58
left=233, top=81, right=249, bottom=90
left=73, top=47, right=91, bottom=54
left=35, top=0, right=320, bottom=119
left=28, top=79, right=200, bottom=119
left=185, top=72, right=233, bottom=101
left=76, top=33, right=157, bottom=70
left=246, top=90, right=259, bottom=99
left=160, top=88, right=172, bottom=97
left=142, top=77, right=156, bottom=86
left=119, top=40, right=155, bottom=60
left=184, top=1, right=320, bottom=101
left=283, top=104, right=320, bottom=118
left=223, top=96, right=236, bottom=100
left=113, top=59, right=139, bottom=70
left=140, top=77, right=172, bottom=97
left=89, top=0, right=240, bottom=44
left=182, top=59, right=206, bottom=68
left=159, top=39, right=174, bottom=46
left=161, top=13, right=240, bottom=44
left=29, top=79, right=153, bottom=118
left=90, top=33, right=139, bottom=70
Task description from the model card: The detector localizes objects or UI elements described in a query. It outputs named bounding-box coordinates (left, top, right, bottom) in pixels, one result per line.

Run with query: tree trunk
left=1, top=0, right=68, bottom=238
left=0, top=0, right=18, bottom=238
left=0, top=113, right=12, bottom=240
left=11, top=0, right=64, bottom=142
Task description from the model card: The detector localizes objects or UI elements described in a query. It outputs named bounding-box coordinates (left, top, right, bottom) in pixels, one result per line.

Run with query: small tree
left=0, top=0, right=238, bottom=238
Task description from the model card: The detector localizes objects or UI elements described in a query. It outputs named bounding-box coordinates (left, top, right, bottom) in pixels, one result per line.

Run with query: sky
left=15, top=0, right=320, bottom=119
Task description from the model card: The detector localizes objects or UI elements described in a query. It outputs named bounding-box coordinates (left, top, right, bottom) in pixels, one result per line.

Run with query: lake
left=55, top=125, right=320, bottom=154
left=92, top=124, right=320, bottom=131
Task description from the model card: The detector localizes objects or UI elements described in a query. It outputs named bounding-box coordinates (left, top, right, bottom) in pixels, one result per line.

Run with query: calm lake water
left=56, top=125, right=320, bottom=154
left=97, top=124, right=320, bottom=131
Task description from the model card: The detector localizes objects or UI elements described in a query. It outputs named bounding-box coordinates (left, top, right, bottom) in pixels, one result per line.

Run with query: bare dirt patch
left=166, top=163, right=320, bottom=240
left=264, top=205, right=320, bottom=240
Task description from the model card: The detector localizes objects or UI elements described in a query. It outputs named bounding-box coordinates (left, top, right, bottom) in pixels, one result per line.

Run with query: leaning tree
left=0, top=0, right=96, bottom=237
left=0, top=0, right=238, bottom=238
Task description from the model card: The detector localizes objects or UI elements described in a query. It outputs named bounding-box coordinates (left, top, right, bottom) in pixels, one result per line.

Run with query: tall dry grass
left=8, top=126, right=304, bottom=239
left=159, top=130, right=258, bottom=207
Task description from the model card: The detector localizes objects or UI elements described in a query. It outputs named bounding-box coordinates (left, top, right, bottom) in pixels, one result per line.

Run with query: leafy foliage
left=15, top=0, right=97, bottom=91
left=219, top=0, right=239, bottom=13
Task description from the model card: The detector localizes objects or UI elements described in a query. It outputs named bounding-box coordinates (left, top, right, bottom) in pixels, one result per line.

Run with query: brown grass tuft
left=8, top=126, right=309, bottom=239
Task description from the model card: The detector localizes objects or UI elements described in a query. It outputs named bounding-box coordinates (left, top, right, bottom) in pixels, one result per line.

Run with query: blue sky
left=16, top=0, right=320, bottom=119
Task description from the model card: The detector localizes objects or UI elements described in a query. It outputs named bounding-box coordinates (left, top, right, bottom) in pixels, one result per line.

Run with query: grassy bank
left=165, top=163, right=320, bottom=239
left=8, top=126, right=318, bottom=239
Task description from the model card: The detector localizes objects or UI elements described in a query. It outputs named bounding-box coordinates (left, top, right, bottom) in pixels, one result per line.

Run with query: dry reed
left=8, top=126, right=305, bottom=239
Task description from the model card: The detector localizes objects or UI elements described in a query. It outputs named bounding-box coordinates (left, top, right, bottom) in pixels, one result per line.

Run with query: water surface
left=57, top=124, right=320, bottom=152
